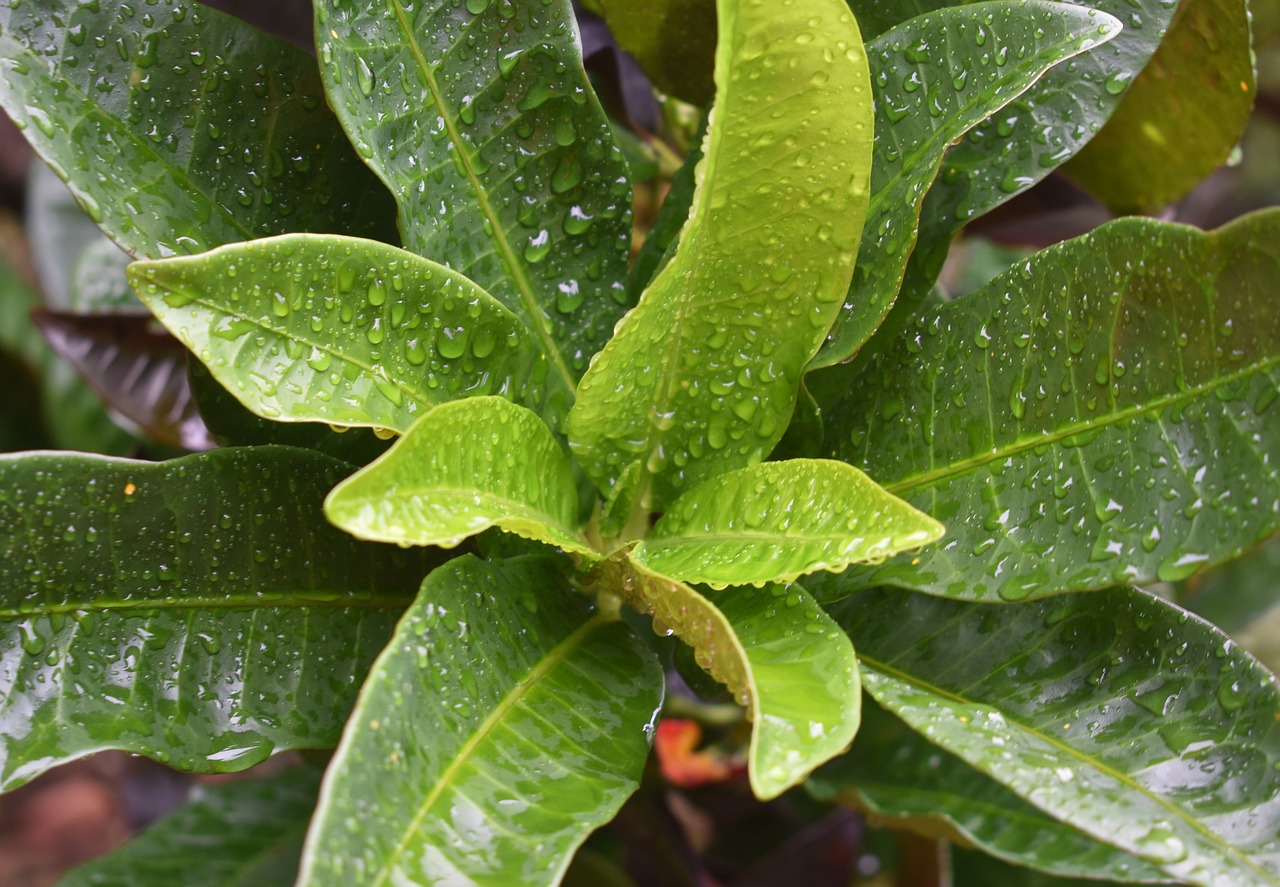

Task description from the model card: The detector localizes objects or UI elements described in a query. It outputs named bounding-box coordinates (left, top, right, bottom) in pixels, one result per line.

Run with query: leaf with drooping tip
left=567, top=0, right=874, bottom=510
left=129, top=234, right=543, bottom=434
left=588, top=554, right=859, bottom=799
left=58, top=768, right=321, bottom=887
left=631, top=459, right=943, bottom=589
left=0, top=0, right=396, bottom=259
left=810, top=0, right=1123, bottom=368
left=0, top=447, right=437, bottom=792
left=314, top=0, right=634, bottom=402
left=819, top=211, right=1280, bottom=603
left=830, top=586, right=1280, bottom=886
left=808, top=700, right=1172, bottom=883
left=325, top=396, right=594, bottom=556
left=297, top=555, right=663, bottom=887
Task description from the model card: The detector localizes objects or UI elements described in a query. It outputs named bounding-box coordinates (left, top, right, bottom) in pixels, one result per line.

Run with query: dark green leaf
left=588, top=554, right=859, bottom=799
left=1065, top=0, right=1255, bottom=213
left=810, top=699, right=1171, bottom=883
left=58, top=768, right=320, bottom=886
left=0, top=0, right=396, bottom=258
left=297, top=555, right=663, bottom=886
left=591, top=0, right=718, bottom=104
left=627, top=116, right=705, bottom=302
left=831, top=586, right=1280, bottom=886
left=812, top=0, right=1122, bottom=368
left=314, top=0, right=634, bottom=397
left=822, top=212, right=1280, bottom=602
left=130, top=235, right=543, bottom=433
left=0, top=447, right=435, bottom=791
left=632, top=460, right=942, bottom=589
left=567, top=0, right=874, bottom=509
left=325, top=397, right=595, bottom=556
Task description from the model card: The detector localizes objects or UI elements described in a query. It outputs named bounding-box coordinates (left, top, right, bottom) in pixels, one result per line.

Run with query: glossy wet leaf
left=0, top=0, right=396, bottom=259
left=187, top=361, right=391, bottom=466
left=568, top=0, right=873, bottom=509
left=810, top=700, right=1171, bottom=883
left=297, top=555, right=662, bottom=887
left=325, top=397, right=593, bottom=555
left=632, top=459, right=943, bottom=589
left=831, top=586, right=1280, bottom=886
left=588, top=555, right=858, bottom=799
left=0, top=447, right=435, bottom=791
left=314, top=0, right=634, bottom=399
left=812, top=1, right=1122, bottom=368
left=822, top=212, right=1280, bottom=602
left=591, top=0, right=718, bottom=104
left=1065, top=0, right=1255, bottom=214
left=129, top=235, right=541, bottom=433
left=32, top=310, right=212, bottom=451
left=59, top=768, right=320, bottom=886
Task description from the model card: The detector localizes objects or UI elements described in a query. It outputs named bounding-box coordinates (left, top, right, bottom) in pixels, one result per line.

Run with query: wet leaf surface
left=822, top=212, right=1280, bottom=602
left=315, top=0, right=634, bottom=400
left=830, top=586, right=1280, bottom=886
left=632, top=460, right=942, bottom=589
left=325, top=397, right=593, bottom=555
left=130, top=235, right=542, bottom=434
left=589, top=554, right=859, bottom=800
left=812, top=0, right=1121, bottom=368
left=0, top=0, right=396, bottom=258
left=810, top=699, right=1171, bottom=883
left=298, top=555, right=662, bottom=887
left=0, top=447, right=436, bottom=791
left=568, top=0, right=873, bottom=509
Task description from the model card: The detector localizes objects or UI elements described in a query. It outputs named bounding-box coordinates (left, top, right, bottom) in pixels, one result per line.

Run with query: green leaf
left=627, top=116, right=706, bottom=302
left=0, top=446, right=435, bottom=791
left=325, top=396, right=594, bottom=555
left=1065, top=0, right=1256, bottom=214
left=830, top=586, right=1280, bottom=886
left=809, top=700, right=1171, bottom=883
left=58, top=768, right=320, bottom=887
left=567, top=0, right=874, bottom=509
left=0, top=0, right=396, bottom=258
left=297, top=555, right=663, bottom=886
left=631, top=459, right=943, bottom=589
left=811, top=1, right=1122, bottom=368
left=592, top=0, right=718, bottom=105
left=589, top=555, right=859, bottom=799
left=1183, top=533, right=1280, bottom=637
left=821, top=211, right=1280, bottom=602
left=129, top=234, right=543, bottom=433
left=314, top=0, right=634, bottom=398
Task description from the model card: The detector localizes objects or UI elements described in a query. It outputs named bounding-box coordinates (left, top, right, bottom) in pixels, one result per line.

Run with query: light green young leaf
left=325, top=397, right=593, bottom=556
left=129, top=235, right=542, bottom=434
left=59, top=769, right=320, bottom=887
left=0, top=0, right=395, bottom=259
left=0, top=447, right=435, bottom=792
left=567, top=0, right=873, bottom=510
left=809, top=700, right=1172, bottom=884
left=811, top=1, right=1122, bottom=368
left=821, top=211, right=1280, bottom=603
left=631, top=459, right=943, bottom=589
left=589, top=555, right=859, bottom=799
left=831, top=586, right=1280, bottom=886
left=298, top=555, right=663, bottom=887
left=314, top=0, right=633, bottom=400
left=1065, top=0, right=1255, bottom=214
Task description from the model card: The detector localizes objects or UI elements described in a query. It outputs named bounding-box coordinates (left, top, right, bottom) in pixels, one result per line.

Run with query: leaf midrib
left=859, top=658, right=1278, bottom=885
left=383, top=1, right=576, bottom=395
left=886, top=353, right=1280, bottom=495
left=368, top=612, right=609, bottom=887
left=0, top=592, right=414, bottom=619
left=0, top=33, right=252, bottom=252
